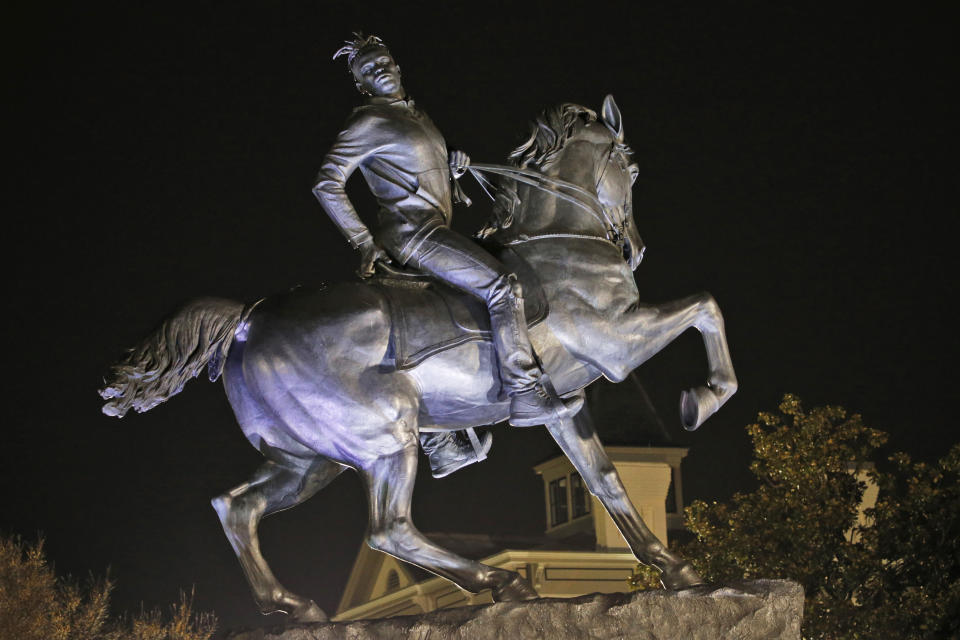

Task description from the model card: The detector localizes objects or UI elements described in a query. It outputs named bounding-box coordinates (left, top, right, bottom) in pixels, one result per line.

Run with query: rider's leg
left=419, top=429, right=492, bottom=478
left=407, top=227, right=582, bottom=426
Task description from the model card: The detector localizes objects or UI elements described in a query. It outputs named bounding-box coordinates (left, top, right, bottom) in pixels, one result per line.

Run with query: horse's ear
left=601, top=94, right=624, bottom=142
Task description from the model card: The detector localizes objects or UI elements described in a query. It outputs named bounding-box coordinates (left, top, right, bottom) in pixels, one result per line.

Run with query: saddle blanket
left=372, top=248, right=547, bottom=370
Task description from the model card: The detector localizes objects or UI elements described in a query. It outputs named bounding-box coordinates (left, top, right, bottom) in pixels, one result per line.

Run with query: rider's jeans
left=405, top=226, right=540, bottom=395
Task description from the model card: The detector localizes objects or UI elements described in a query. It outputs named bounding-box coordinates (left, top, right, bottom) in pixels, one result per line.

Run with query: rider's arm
left=312, top=111, right=379, bottom=249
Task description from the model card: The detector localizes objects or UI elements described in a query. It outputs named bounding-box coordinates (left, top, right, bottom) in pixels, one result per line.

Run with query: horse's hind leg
left=546, top=406, right=703, bottom=589
left=211, top=454, right=345, bottom=622
left=359, top=444, right=538, bottom=602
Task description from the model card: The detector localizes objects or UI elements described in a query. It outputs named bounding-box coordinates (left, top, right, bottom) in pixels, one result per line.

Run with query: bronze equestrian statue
left=315, top=34, right=582, bottom=477
left=100, top=34, right=737, bottom=623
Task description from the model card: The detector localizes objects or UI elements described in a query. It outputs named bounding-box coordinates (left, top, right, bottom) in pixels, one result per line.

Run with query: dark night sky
left=4, top=1, right=956, bottom=635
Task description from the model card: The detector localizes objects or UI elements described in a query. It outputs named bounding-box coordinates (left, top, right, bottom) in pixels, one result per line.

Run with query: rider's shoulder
left=345, top=103, right=395, bottom=128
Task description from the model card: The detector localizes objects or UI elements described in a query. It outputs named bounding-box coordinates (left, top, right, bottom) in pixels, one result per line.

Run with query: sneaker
left=509, top=385, right=584, bottom=427
left=423, top=430, right=493, bottom=478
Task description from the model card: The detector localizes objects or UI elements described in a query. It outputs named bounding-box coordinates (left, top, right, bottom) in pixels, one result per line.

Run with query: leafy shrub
left=0, top=535, right=215, bottom=640
left=631, top=395, right=959, bottom=639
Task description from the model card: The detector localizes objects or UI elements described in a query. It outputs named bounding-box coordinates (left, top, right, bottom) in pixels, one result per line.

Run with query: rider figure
left=313, top=34, right=582, bottom=474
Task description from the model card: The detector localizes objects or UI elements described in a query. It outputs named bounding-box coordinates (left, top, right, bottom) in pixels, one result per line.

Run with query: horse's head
left=495, top=96, right=645, bottom=271
left=594, top=95, right=645, bottom=271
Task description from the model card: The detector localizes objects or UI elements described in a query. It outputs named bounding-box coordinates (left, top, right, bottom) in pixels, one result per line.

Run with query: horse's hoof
left=290, top=599, right=328, bottom=623
left=680, top=387, right=719, bottom=431
left=660, top=562, right=705, bottom=590
left=492, top=575, right=538, bottom=602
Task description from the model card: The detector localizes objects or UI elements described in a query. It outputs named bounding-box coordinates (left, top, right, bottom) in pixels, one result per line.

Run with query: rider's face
left=352, top=48, right=403, bottom=98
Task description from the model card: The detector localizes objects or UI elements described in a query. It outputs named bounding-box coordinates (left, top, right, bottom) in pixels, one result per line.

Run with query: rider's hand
left=357, top=240, right=391, bottom=279
left=449, top=150, right=470, bottom=179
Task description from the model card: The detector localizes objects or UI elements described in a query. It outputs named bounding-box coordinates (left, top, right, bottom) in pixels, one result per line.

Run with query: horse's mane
left=509, top=103, right=598, bottom=169
left=474, top=103, right=601, bottom=238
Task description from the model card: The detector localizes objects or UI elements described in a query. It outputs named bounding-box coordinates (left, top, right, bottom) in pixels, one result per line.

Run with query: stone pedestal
left=225, top=580, right=803, bottom=640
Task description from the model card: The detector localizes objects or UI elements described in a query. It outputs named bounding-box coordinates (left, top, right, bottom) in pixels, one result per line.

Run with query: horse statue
left=100, top=95, right=737, bottom=622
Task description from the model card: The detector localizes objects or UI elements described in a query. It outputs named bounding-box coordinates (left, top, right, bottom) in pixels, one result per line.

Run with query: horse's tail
left=99, top=297, right=248, bottom=418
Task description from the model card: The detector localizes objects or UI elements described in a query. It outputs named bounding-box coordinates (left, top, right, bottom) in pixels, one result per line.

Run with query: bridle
left=465, top=135, right=632, bottom=251
left=592, top=138, right=633, bottom=251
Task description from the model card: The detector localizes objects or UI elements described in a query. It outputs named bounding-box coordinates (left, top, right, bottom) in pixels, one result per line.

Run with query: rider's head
left=333, top=33, right=403, bottom=99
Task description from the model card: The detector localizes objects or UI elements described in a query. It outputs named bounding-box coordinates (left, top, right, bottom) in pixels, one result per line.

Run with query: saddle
left=371, top=247, right=548, bottom=370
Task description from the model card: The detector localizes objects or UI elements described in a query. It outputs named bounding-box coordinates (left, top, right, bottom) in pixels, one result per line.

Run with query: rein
left=465, top=162, right=625, bottom=248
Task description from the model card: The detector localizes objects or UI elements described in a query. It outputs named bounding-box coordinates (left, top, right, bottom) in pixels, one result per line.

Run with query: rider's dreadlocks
left=333, top=32, right=390, bottom=71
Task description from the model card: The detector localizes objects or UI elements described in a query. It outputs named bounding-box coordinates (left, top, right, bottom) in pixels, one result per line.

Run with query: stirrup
left=425, top=429, right=493, bottom=478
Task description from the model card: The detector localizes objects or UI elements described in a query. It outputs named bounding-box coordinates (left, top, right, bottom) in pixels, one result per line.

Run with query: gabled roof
left=337, top=541, right=419, bottom=613
left=336, top=529, right=599, bottom=613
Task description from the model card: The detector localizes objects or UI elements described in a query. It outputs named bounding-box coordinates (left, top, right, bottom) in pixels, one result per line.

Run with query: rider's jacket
left=313, top=95, right=453, bottom=264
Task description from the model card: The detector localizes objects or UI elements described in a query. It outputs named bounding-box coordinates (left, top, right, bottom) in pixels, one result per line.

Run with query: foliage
left=630, top=394, right=959, bottom=639
left=626, top=562, right=661, bottom=592
left=855, top=447, right=960, bottom=639
left=0, top=534, right=215, bottom=640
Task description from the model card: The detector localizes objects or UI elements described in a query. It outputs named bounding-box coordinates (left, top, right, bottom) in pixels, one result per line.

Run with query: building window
left=571, top=472, right=591, bottom=518
left=549, top=477, right=568, bottom=526
left=386, top=569, right=400, bottom=593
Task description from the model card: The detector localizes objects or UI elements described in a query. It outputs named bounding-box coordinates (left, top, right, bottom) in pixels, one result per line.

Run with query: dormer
left=534, top=446, right=688, bottom=549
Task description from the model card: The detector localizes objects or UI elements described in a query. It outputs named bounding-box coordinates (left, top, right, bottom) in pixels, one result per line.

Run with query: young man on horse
left=313, top=34, right=582, bottom=476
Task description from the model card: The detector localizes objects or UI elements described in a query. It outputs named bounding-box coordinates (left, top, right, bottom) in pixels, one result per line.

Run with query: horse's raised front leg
left=359, top=444, right=538, bottom=602
left=211, top=454, right=345, bottom=622
left=674, top=293, right=738, bottom=430
left=592, top=292, right=737, bottom=430
left=545, top=406, right=703, bottom=589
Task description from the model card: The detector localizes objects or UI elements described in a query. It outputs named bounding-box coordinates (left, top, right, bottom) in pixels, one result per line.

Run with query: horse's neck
left=506, top=141, right=609, bottom=240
